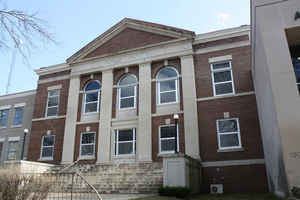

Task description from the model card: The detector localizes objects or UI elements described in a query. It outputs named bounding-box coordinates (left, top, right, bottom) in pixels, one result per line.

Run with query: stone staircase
left=48, top=162, right=163, bottom=194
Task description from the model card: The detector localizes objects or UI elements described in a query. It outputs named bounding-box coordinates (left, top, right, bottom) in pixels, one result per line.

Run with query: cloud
left=217, top=13, right=231, bottom=27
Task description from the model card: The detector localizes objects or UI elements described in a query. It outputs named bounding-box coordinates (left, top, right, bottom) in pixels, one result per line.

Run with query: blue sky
left=0, top=0, right=250, bottom=95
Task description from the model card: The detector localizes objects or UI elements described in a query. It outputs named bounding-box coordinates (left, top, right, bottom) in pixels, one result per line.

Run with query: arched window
left=83, top=80, right=101, bottom=114
left=156, top=67, right=179, bottom=104
left=118, top=74, right=137, bottom=109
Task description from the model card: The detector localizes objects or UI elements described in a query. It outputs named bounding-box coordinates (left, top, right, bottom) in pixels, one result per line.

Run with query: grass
left=130, top=193, right=285, bottom=200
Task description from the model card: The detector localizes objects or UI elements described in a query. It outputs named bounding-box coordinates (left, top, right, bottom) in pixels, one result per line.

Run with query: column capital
left=180, top=54, right=194, bottom=60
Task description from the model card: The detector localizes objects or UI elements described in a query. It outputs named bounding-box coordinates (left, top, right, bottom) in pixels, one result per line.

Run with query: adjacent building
left=0, top=90, right=35, bottom=163
left=251, top=0, right=300, bottom=196
left=26, top=18, right=268, bottom=193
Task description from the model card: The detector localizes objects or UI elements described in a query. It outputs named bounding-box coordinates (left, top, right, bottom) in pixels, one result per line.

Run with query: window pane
left=160, top=80, right=176, bottom=92
left=118, top=142, right=133, bottom=154
left=161, top=126, right=176, bottom=138
left=0, top=109, right=9, bottom=127
left=212, top=62, right=230, bottom=70
left=81, top=133, right=95, bottom=144
left=160, top=91, right=176, bottom=103
left=120, top=86, right=134, bottom=98
left=157, top=68, right=178, bottom=79
left=43, top=136, right=54, bottom=146
left=47, top=107, right=58, bottom=116
left=49, top=90, right=59, bottom=96
left=220, top=134, right=239, bottom=148
left=42, top=147, right=54, bottom=158
left=13, top=107, right=24, bottom=125
left=118, top=130, right=133, bottom=141
left=119, top=75, right=137, bottom=86
left=85, top=103, right=98, bottom=113
left=86, top=92, right=98, bottom=102
left=81, top=145, right=94, bottom=156
left=48, top=96, right=59, bottom=107
left=85, top=81, right=101, bottom=91
left=213, top=71, right=232, bottom=83
left=120, top=97, right=134, bottom=108
left=215, top=82, right=233, bottom=95
left=7, top=151, right=17, bottom=160
left=161, top=139, right=175, bottom=152
left=218, top=119, right=238, bottom=133
left=8, top=141, right=18, bottom=160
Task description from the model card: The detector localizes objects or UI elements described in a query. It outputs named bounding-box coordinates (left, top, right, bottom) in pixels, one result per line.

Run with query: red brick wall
left=74, top=123, right=99, bottom=164
left=152, top=114, right=185, bottom=161
left=151, top=58, right=183, bottom=114
left=77, top=73, right=102, bottom=122
left=193, top=45, right=253, bottom=98
left=112, top=66, right=139, bottom=118
left=202, top=164, right=268, bottom=193
left=84, top=28, right=176, bottom=59
left=33, top=79, right=70, bottom=119
left=27, top=118, right=66, bottom=164
left=197, top=95, right=264, bottom=162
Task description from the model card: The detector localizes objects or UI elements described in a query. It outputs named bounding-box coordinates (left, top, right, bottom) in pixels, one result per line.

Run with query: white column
left=180, top=55, right=201, bottom=160
left=61, top=75, right=80, bottom=164
left=137, top=62, right=152, bottom=162
left=97, top=69, right=113, bottom=163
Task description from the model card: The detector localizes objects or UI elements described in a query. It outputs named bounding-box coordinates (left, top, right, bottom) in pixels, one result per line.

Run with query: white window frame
left=7, top=140, right=19, bottom=160
left=115, top=128, right=136, bottom=156
left=40, top=135, right=55, bottom=160
left=79, top=132, right=96, bottom=159
left=156, top=67, right=179, bottom=105
left=83, top=81, right=101, bottom=115
left=211, top=61, right=235, bottom=97
left=159, top=124, right=179, bottom=154
left=13, top=106, right=24, bottom=126
left=46, top=89, right=60, bottom=117
left=216, top=118, right=242, bottom=150
left=0, top=108, right=9, bottom=128
left=118, top=75, right=137, bottom=110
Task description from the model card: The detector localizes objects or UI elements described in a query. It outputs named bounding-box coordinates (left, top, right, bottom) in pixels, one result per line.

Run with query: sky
left=0, top=0, right=250, bottom=95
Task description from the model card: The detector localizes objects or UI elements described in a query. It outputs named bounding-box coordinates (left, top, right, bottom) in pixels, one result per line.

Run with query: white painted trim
left=35, top=63, right=70, bottom=76
left=45, top=89, right=60, bottom=118
left=47, top=85, right=62, bottom=91
left=118, top=74, right=137, bottom=110
left=40, top=135, right=55, bottom=160
left=197, top=91, right=255, bottom=102
left=0, top=105, right=11, bottom=110
left=209, top=55, right=232, bottom=63
left=0, top=90, right=36, bottom=101
left=216, top=118, right=242, bottom=150
left=158, top=124, right=179, bottom=154
left=202, top=159, right=265, bottom=167
left=195, top=41, right=250, bottom=55
left=8, top=136, right=20, bottom=142
left=0, top=138, right=5, bottom=142
left=114, top=128, right=136, bottom=156
left=83, top=80, right=101, bottom=115
left=14, top=103, right=26, bottom=108
left=79, top=132, right=96, bottom=158
left=38, top=75, right=70, bottom=84
left=32, top=115, right=66, bottom=121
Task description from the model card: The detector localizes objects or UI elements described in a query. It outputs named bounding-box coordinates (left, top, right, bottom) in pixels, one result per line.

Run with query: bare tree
left=0, top=3, right=56, bottom=58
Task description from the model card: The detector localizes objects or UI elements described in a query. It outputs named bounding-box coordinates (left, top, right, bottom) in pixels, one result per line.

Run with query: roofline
left=35, top=63, right=70, bottom=76
left=194, top=25, right=250, bottom=44
left=0, top=90, right=36, bottom=100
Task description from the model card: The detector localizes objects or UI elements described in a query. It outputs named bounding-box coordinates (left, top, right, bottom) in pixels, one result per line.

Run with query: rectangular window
left=159, top=125, right=179, bottom=154
left=158, top=80, right=178, bottom=104
left=40, top=135, right=55, bottom=160
left=216, top=118, right=242, bottom=150
left=7, top=141, right=19, bottom=160
left=115, top=129, right=136, bottom=156
left=46, top=90, right=60, bottom=117
left=80, top=132, right=96, bottom=158
left=0, top=109, right=9, bottom=127
left=13, top=107, right=24, bottom=126
left=119, top=86, right=136, bottom=109
left=211, top=61, right=235, bottom=96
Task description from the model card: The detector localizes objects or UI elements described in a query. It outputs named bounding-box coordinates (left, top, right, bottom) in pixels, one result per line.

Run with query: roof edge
left=0, top=89, right=36, bottom=100
left=35, top=63, right=70, bottom=76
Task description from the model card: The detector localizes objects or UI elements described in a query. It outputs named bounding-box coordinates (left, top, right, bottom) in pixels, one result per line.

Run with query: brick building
left=27, top=18, right=268, bottom=193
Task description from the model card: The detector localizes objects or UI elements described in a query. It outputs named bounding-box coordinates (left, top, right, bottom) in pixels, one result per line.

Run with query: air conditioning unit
left=210, top=184, right=223, bottom=194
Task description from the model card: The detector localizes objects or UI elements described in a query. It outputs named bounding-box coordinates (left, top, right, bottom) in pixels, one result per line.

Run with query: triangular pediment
left=67, top=18, right=195, bottom=63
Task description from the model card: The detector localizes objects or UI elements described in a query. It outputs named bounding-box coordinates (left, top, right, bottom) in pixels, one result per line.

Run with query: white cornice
left=194, top=25, right=250, bottom=45
left=35, top=63, right=70, bottom=76
left=0, top=90, right=36, bottom=101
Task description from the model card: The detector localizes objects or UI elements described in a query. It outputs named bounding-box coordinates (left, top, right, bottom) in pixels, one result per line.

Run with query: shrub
left=0, top=169, right=52, bottom=200
left=158, top=186, right=191, bottom=198
left=292, top=187, right=300, bottom=198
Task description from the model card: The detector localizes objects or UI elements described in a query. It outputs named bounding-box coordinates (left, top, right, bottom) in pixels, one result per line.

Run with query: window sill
left=38, top=157, right=53, bottom=161
left=213, top=93, right=235, bottom=98
left=157, top=102, right=179, bottom=107
left=82, top=112, right=99, bottom=116
left=217, top=147, right=244, bottom=153
left=78, top=156, right=95, bottom=160
left=11, top=125, right=22, bottom=128
left=113, top=154, right=136, bottom=159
